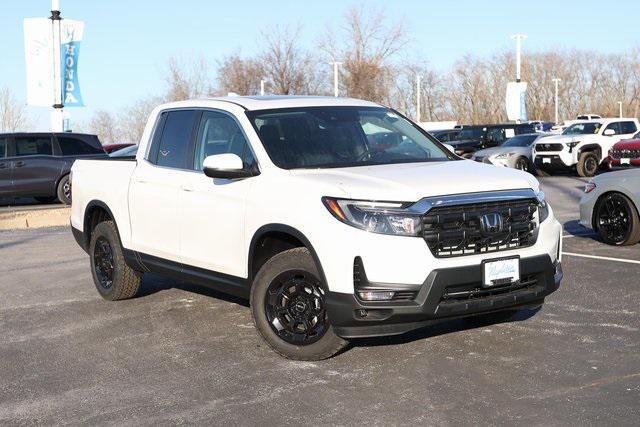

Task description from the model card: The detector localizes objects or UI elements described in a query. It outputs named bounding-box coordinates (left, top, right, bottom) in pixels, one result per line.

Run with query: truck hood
left=535, top=134, right=591, bottom=145
left=290, top=160, right=539, bottom=202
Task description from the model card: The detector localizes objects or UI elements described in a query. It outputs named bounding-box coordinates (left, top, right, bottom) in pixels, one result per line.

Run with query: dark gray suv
left=0, top=133, right=107, bottom=204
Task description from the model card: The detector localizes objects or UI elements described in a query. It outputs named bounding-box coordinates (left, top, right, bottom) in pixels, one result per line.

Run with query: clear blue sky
left=2, top=0, right=639, bottom=128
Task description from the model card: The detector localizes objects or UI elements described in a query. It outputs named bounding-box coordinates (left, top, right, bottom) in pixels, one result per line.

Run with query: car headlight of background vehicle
left=566, top=141, right=580, bottom=153
left=537, top=190, right=550, bottom=223
left=584, top=182, right=597, bottom=193
left=322, top=197, right=422, bottom=236
left=494, top=152, right=516, bottom=159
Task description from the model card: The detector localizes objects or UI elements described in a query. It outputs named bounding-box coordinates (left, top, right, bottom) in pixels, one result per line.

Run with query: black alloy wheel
left=596, top=194, right=634, bottom=244
left=93, top=236, right=115, bottom=290
left=264, top=270, right=328, bottom=345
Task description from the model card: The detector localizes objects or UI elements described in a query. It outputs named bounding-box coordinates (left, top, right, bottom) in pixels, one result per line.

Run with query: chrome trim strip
left=407, top=188, right=538, bottom=214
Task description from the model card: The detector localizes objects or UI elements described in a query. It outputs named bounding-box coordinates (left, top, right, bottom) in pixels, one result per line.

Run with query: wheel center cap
left=293, top=299, right=307, bottom=314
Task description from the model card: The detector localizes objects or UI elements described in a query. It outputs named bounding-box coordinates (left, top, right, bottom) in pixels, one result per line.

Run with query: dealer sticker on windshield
left=483, top=257, right=520, bottom=287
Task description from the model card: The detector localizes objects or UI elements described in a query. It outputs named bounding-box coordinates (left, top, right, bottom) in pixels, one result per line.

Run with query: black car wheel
left=89, top=220, right=141, bottom=300
left=57, top=175, right=72, bottom=205
left=251, top=247, right=346, bottom=360
left=595, top=193, right=640, bottom=246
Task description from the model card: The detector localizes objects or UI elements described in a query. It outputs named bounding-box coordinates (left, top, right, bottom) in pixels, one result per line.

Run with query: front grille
left=536, top=143, right=563, bottom=152
left=440, top=274, right=538, bottom=302
left=610, top=149, right=640, bottom=159
left=422, top=199, right=538, bottom=258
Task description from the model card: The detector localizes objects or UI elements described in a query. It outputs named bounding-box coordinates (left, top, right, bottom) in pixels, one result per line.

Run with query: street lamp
left=617, top=101, right=623, bottom=118
left=552, top=78, right=561, bottom=124
left=260, top=79, right=266, bottom=96
left=329, top=61, right=343, bottom=97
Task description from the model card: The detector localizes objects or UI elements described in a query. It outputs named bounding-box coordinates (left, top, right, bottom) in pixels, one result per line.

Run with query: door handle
left=15, top=161, right=26, bottom=167
left=180, top=184, right=194, bottom=192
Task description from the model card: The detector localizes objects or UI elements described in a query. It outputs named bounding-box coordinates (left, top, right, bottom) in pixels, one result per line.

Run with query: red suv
left=609, top=131, right=640, bottom=168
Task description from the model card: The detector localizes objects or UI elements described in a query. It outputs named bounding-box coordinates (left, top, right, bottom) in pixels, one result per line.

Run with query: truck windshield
left=246, top=106, right=452, bottom=169
left=456, top=127, right=484, bottom=140
left=563, top=122, right=602, bottom=135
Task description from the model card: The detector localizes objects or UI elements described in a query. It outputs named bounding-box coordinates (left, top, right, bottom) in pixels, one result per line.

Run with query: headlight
left=584, top=182, right=597, bottom=193
left=322, top=197, right=422, bottom=236
left=536, top=190, right=550, bottom=223
left=566, top=141, right=580, bottom=153
left=494, top=152, right=516, bottom=159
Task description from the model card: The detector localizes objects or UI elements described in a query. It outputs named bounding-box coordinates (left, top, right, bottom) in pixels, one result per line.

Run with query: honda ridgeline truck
left=70, top=97, right=563, bottom=360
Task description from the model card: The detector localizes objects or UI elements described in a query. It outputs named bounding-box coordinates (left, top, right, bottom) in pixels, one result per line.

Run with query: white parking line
left=563, top=252, right=640, bottom=265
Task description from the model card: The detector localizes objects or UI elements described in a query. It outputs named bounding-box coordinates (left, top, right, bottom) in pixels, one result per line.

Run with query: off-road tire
left=577, top=152, right=599, bottom=177
left=56, top=174, right=72, bottom=205
left=250, top=247, right=347, bottom=360
left=89, top=220, right=141, bottom=300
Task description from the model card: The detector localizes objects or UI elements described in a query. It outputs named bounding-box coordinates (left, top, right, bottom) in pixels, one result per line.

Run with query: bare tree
left=118, top=95, right=162, bottom=144
left=0, top=87, right=30, bottom=132
left=164, top=56, right=212, bottom=102
left=260, top=25, right=322, bottom=95
left=215, top=53, right=264, bottom=96
left=88, top=110, right=120, bottom=144
left=320, top=5, right=408, bottom=103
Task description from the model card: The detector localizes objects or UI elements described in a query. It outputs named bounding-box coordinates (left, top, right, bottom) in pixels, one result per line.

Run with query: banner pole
left=50, top=0, right=63, bottom=131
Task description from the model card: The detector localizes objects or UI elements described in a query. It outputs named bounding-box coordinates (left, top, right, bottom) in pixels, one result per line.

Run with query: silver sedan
left=579, top=169, right=640, bottom=245
left=471, top=133, right=551, bottom=173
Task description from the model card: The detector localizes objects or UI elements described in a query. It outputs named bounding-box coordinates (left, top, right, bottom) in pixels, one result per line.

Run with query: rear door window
left=152, top=110, right=199, bottom=169
left=604, top=122, right=622, bottom=135
left=620, top=121, right=638, bottom=135
left=15, top=136, right=53, bottom=156
left=57, top=136, right=105, bottom=155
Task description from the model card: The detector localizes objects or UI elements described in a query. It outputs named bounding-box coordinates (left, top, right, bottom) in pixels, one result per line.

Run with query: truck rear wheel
left=577, top=152, right=599, bottom=177
left=250, top=247, right=347, bottom=360
left=89, top=220, right=141, bottom=300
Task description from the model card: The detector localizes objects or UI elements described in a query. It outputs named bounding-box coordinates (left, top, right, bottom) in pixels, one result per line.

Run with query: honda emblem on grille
left=480, top=213, right=504, bottom=235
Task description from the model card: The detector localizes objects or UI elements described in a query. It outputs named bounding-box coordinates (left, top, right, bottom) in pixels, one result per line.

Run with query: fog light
left=357, top=291, right=395, bottom=301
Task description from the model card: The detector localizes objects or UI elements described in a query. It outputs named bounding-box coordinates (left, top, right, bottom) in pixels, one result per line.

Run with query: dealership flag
left=60, top=19, right=84, bottom=107
left=24, top=17, right=84, bottom=107
left=506, top=82, right=528, bottom=122
left=24, top=18, right=55, bottom=106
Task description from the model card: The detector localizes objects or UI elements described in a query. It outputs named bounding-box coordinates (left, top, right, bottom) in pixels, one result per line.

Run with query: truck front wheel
left=577, top=152, right=599, bottom=177
left=89, top=221, right=141, bottom=300
left=250, top=247, right=347, bottom=360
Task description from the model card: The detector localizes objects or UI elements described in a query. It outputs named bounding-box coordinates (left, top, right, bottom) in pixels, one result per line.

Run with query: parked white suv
left=70, top=96, right=563, bottom=360
left=535, top=118, right=639, bottom=177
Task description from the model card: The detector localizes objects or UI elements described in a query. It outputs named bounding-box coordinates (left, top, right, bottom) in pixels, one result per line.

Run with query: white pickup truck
left=71, top=96, right=563, bottom=360
left=535, top=118, right=639, bottom=177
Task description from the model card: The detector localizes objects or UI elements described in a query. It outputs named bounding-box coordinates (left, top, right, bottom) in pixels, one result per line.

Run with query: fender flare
left=247, top=224, right=328, bottom=288
left=577, top=144, right=602, bottom=161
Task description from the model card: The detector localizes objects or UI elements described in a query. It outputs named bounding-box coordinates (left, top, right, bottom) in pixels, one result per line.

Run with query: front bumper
left=327, top=254, right=562, bottom=338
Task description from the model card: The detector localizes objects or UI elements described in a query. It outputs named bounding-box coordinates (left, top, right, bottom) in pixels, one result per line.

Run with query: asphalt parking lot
left=1, top=176, right=639, bottom=425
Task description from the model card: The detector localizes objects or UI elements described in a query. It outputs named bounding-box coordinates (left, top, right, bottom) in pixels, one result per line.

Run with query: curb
left=0, top=207, right=71, bottom=230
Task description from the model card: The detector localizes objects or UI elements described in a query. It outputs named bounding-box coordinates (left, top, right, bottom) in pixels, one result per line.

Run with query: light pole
left=415, top=74, right=421, bottom=123
left=510, top=34, right=528, bottom=82
left=329, top=61, right=343, bottom=97
left=552, top=78, right=561, bottom=124
left=617, top=101, right=623, bottom=118
left=260, top=79, right=266, bottom=96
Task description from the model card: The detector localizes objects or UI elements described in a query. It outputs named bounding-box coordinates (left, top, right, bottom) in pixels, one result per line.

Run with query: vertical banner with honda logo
left=60, top=20, right=84, bottom=107
left=24, top=17, right=85, bottom=108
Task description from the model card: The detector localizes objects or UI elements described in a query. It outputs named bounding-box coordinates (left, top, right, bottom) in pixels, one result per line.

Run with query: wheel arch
left=578, top=144, right=602, bottom=161
left=248, top=224, right=328, bottom=289
left=82, top=200, right=118, bottom=249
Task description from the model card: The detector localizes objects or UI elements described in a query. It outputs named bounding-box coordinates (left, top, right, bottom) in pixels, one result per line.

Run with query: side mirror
left=603, top=129, right=616, bottom=136
left=442, top=143, right=455, bottom=154
left=203, top=153, right=256, bottom=179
